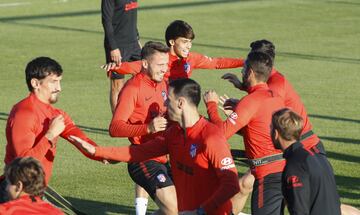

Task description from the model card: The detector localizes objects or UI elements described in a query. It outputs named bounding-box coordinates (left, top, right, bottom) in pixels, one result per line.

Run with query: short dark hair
left=169, top=78, right=201, bottom=107
left=165, top=20, right=195, bottom=47
left=272, top=108, right=303, bottom=141
left=5, top=157, right=46, bottom=197
left=141, top=41, right=170, bottom=60
left=250, top=39, right=275, bottom=60
left=25, top=57, right=63, bottom=92
left=245, top=51, right=273, bottom=82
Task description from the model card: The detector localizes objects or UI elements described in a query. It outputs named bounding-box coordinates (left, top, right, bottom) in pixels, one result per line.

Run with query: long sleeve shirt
left=282, top=141, right=341, bottom=215
left=5, top=93, right=101, bottom=184
left=0, top=195, right=64, bottom=215
left=267, top=69, right=321, bottom=149
left=206, top=83, right=286, bottom=179
left=96, top=117, right=239, bottom=214
left=109, top=72, right=168, bottom=163
left=111, top=52, right=244, bottom=80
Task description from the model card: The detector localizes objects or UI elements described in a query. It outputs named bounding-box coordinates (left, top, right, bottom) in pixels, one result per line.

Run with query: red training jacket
left=207, top=83, right=286, bottom=179
left=267, top=69, right=320, bottom=149
left=5, top=93, right=101, bottom=184
left=97, top=117, right=239, bottom=214
left=109, top=72, right=168, bottom=163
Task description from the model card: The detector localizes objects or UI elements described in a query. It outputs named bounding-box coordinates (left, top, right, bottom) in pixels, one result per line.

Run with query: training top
left=102, top=0, right=139, bottom=50
left=109, top=72, right=168, bottom=163
left=282, top=141, right=341, bottom=215
left=206, top=83, right=286, bottom=179
left=97, top=117, right=239, bottom=214
left=267, top=69, right=320, bottom=149
left=110, top=52, right=244, bottom=80
left=0, top=195, right=64, bottom=215
left=4, top=93, right=101, bottom=184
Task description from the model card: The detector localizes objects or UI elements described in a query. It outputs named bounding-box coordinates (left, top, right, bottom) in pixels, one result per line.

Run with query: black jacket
left=282, top=141, right=341, bottom=215
left=102, top=0, right=138, bottom=50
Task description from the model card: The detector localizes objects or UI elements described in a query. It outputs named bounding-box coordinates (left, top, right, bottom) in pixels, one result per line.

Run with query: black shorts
left=127, top=160, right=173, bottom=199
left=251, top=172, right=284, bottom=215
left=104, top=42, right=141, bottom=79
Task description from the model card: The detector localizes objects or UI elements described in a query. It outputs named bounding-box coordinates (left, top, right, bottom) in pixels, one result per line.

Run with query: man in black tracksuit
left=271, top=108, right=341, bottom=215
left=102, top=0, right=141, bottom=114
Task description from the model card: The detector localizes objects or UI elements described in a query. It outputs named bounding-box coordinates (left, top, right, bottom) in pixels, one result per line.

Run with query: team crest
left=157, top=174, right=166, bottom=183
left=161, top=91, right=167, bottom=101
left=184, top=62, right=191, bottom=73
left=228, top=112, right=238, bottom=125
left=190, top=144, right=197, bottom=158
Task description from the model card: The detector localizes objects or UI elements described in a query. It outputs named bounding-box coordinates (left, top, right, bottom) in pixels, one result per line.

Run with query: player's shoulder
left=124, top=73, right=143, bottom=90
left=201, top=119, right=226, bottom=141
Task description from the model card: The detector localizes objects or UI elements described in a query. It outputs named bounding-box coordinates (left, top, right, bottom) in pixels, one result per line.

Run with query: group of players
left=0, top=0, right=359, bottom=214
left=1, top=17, right=359, bottom=215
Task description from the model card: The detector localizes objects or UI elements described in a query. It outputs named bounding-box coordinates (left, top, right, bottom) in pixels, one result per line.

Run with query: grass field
left=0, top=0, right=359, bottom=214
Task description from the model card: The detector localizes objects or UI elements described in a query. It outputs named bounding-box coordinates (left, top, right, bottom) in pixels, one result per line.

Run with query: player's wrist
left=45, top=132, right=56, bottom=147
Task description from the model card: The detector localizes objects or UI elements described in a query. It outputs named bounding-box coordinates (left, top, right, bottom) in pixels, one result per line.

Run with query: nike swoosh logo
left=145, top=96, right=152, bottom=101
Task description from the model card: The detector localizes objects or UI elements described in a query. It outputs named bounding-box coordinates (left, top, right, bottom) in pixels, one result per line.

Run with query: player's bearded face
left=166, top=89, right=181, bottom=122
left=173, top=37, right=192, bottom=58
left=34, top=74, right=62, bottom=104
left=147, top=52, right=169, bottom=83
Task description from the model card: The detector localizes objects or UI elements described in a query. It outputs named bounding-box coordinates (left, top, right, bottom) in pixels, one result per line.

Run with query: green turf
left=0, top=0, right=359, bottom=214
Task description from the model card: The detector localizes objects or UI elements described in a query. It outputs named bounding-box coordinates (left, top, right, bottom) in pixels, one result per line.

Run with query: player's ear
left=169, top=39, right=175, bottom=46
left=31, top=78, right=41, bottom=90
left=142, top=59, right=148, bottom=70
left=178, top=97, right=185, bottom=109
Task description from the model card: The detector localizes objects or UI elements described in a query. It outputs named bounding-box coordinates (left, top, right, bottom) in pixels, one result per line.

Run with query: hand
left=218, top=94, right=239, bottom=117
left=45, top=115, right=65, bottom=142
left=222, top=73, right=244, bottom=90
left=110, top=49, right=122, bottom=66
left=147, top=116, right=167, bottom=134
left=69, top=135, right=96, bottom=156
left=203, top=90, right=219, bottom=104
left=101, top=62, right=117, bottom=72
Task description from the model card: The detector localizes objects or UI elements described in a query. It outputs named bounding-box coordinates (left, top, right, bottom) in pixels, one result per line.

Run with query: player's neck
left=180, top=109, right=200, bottom=129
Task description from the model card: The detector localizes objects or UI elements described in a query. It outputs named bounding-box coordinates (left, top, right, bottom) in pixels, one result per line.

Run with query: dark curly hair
left=5, top=157, right=46, bottom=197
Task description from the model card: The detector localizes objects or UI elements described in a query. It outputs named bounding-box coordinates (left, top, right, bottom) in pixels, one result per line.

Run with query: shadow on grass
left=2, top=19, right=360, bottom=65
left=327, top=151, right=360, bottom=164
left=0, top=0, right=244, bottom=22
left=335, top=175, right=360, bottom=207
left=0, top=0, right=359, bottom=65
left=309, top=114, right=360, bottom=124
left=61, top=196, right=155, bottom=215
left=320, top=136, right=360, bottom=145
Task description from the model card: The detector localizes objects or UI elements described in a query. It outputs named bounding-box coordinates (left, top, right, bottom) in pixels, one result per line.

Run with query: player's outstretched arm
left=69, top=135, right=96, bottom=156
left=69, top=135, right=169, bottom=163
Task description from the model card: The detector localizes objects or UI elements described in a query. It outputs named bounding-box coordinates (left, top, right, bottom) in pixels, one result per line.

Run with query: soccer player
left=271, top=109, right=341, bottom=215
left=109, top=41, right=177, bottom=215
left=223, top=40, right=324, bottom=152
left=0, top=157, right=64, bottom=214
left=101, top=0, right=142, bottom=114
left=103, top=20, right=244, bottom=81
left=70, top=78, right=240, bottom=215
left=204, top=52, right=286, bottom=215
left=0, top=57, right=103, bottom=203
left=223, top=40, right=360, bottom=215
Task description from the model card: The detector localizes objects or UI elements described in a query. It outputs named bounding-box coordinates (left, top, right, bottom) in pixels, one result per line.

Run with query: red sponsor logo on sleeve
left=287, top=175, right=303, bottom=188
